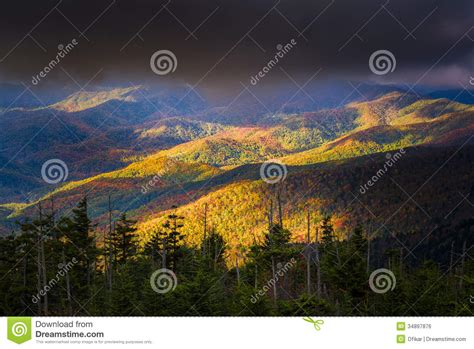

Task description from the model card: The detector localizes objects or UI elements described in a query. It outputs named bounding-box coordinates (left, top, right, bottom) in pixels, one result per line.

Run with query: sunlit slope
left=51, top=86, right=141, bottom=112
left=2, top=155, right=222, bottom=219
left=282, top=108, right=474, bottom=166
left=136, top=145, right=474, bottom=257
left=146, top=108, right=361, bottom=166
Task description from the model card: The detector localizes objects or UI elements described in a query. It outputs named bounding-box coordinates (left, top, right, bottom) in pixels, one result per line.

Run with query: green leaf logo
left=7, top=317, right=32, bottom=344
left=303, top=317, right=324, bottom=331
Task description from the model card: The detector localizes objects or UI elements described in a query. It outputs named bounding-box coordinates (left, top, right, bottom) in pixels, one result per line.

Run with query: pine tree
left=111, top=213, right=138, bottom=265
left=201, top=229, right=226, bottom=271
left=338, top=225, right=368, bottom=309
left=162, top=207, right=185, bottom=270
left=144, top=229, right=167, bottom=266
left=66, top=197, right=97, bottom=311
left=320, top=216, right=334, bottom=246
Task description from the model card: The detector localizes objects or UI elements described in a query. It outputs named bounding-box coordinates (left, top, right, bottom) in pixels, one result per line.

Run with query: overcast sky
left=0, top=0, right=472, bottom=91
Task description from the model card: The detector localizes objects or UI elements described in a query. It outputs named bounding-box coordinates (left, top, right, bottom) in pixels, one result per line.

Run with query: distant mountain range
left=1, top=82, right=473, bottom=252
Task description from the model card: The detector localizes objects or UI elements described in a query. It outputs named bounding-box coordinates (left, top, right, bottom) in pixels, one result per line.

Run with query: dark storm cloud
left=0, top=0, right=472, bottom=88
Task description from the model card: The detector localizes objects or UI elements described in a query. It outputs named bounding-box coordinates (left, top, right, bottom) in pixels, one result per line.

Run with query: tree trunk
left=399, top=248, right=403, bottom=277
left=449, top=241, right=454, bottom=276
left=107, top=196, right=113, bottom=290
left=40, top=238, right=48, bottom=315
left=254, top=263, right=258, bottom=289
left=271, top=256, right=277, bottom=303
left=268, top=199, right=273, bottom=229
left=459, top=241, right=466, bottom=289
left=306, top=209, right=311, bottom=294
left=335, top=240, right=341, bottom=266
left=277, top=187, right=283, bottom=227
left=36, top=237, right=42, bottom=315
left=22, top=255, right=27, bottom=309
left=202, top=204, right=207, bottom=256
left=161, top=238, right=167, bottom=269
left=62, top=248, right=72, bottom=315
left=38, top=204, right=48, bottom=315
left=315, top=228, right=321, bottom=299
left=366, top=236, right=371, bottom=274
left=235, top=256, right=240, bottom=285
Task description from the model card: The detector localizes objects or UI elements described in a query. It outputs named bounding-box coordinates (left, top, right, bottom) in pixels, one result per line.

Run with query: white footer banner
left=1, top=317, right=472, bottom=348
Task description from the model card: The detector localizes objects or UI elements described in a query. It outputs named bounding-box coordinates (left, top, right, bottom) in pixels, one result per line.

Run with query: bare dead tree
left=268, top=199, right=273, bottom=229
left=459, top=241, right=466, bottom=289
left=306, top=208, right=311, bottom=295
left=161, top=237, right=167, bottom=269
left=235, top=256, right=240, bottom=286
left=202, top=203, right=207, bottom=257
left=276, top=185, right=283, bottom=227
left=22, top=255, right=27, bottom=308
left=62, top=248, right=72, bottom=315
left=38, top=203, right=48, bottom=315
left=107, top=196, right=113, bottom=290
left=399, top=248, right=403, bottom=277
left=449, top=241, right=455, bottom=277
left=315, top=227, right=321, bottom=299
left=366, top=237, right=371, bottom=274
left=271, top=256, right=277, bottom=303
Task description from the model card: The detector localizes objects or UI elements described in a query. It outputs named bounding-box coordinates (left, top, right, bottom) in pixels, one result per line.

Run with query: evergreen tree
left=320, top=216, right=334, bottom=245
left=201, top=229, right=226, bottom=271
left=111, top=213, right=138, bottom=265
left=65, top=197, right=97, bottom=311
left=144, top=229, right=167, bottom=265
left=162, top=207, right=185, bottom=270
